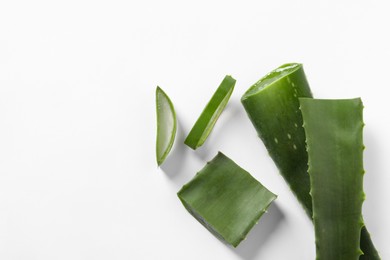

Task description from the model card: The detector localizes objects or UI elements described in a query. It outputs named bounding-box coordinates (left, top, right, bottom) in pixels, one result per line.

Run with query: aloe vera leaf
left=184, top=75, right=236, bottom=150
left=177, top=152, right=276, bottom=247
left=241, top=63, right=380, bottom=259
left=241, top=63, right=313, bottom=216
left=156, top=86, right=177, bottom=166
left=300, top=98, right=365, bottom=260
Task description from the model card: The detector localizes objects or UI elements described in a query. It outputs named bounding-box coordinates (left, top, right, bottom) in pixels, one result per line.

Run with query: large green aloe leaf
left=241, top=63, right=313, bottom=216
left=300, top=98, right=365, bottom=260
left=184, top=75, right=236, bottom=150
left=241, top=63, right=380, bottom=259
left=177, top=152, right=276, bottom=247
left=156, top=86, right=177, bottom=166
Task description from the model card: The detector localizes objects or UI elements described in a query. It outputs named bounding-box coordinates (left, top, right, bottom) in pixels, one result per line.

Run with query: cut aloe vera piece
left=156, top=86, right=177, bottom=166
left=184, top=75, right=236, bottom=150
left=300, top=98, right=365, bottom=260
left=241, top=63, right=380, bottom=259
left=177, top=152, right=276, bottom=247
left=241, top=63, right=313, bottom=216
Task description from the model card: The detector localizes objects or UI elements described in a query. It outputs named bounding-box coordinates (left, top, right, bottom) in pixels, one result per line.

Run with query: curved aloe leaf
left=241, top=63, right=380, bottom=259
left=177, top=152, right=276, bottom=247
left=241, top=63, right=313, bottom=216
left=156, top=86, right=177, bottom=166
left=184, top=75, right=236, bottom=150
left=300, top=98, right=365, bottom=260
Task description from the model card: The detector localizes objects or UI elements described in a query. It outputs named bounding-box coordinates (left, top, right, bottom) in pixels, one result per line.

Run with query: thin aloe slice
left=156, top=86, right=177, bottom=166
left=300, top=98, right=365, bottom=260
left=177, top=152, right=276, bottom=247
left=184, top=75, right=236, bottom=150
left=241, top=63, right=380, bottom=259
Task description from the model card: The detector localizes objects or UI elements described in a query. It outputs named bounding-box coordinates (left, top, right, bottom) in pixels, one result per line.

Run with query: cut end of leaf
left=156, top=86, right=177, bottom=166
left=241, top=63, right=302, bottom=101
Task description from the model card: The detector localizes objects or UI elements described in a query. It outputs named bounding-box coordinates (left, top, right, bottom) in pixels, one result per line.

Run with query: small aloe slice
left=177, top=152, right=276, bottom=247
left=184, top=75, right=236, bottom=150
left=300, top=98, right=365, bottom=260
left=156, top=86, right=177, bottom=166
left=241, top=63, right=380, bottom=259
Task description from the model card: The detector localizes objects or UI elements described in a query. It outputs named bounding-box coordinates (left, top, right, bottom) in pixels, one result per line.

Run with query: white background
left=0, top=1, right=389, bottom=259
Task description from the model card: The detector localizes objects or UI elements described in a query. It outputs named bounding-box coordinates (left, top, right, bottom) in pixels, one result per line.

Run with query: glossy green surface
left=241, top=63, right=313, bottom=216
left=300, top=98, right=365, bottom=260
left=177, top=152, right=276, bottom=247
left=184, top=75, right=236, bottom=150
left=156, top=87, right=177, bottom=166
left=241, top=63, right=380, bottom=259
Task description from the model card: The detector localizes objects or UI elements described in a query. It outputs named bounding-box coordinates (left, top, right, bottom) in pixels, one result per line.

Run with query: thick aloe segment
left=177, top=152, right=276, bottom=247
left=156, top=86, right=177, bottom=166
left=300, top=98, right=365, bottom=260
left=184, top=75, right=236, bottom=150
left=241, top=63, right=380, bottom=259
left=241, top=63, right=313, bottom=216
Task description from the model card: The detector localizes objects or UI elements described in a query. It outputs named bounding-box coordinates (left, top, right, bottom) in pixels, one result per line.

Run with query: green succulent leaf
left=156, top=86, right=177, bottom=166
left=300, top=98, right=365, bottom=260
left=177, top=152, right=276, bottom=247
left=241, top=63, right=313, bottom=216
left=184, top=75, right=236, bottom=150
left=241, top=63, right=380, bottom=259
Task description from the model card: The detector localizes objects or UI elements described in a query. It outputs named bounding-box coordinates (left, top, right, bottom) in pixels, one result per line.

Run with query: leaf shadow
left=362, top=126, right=386, bottom=239
left=161, top=113, right=186, bottom=176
